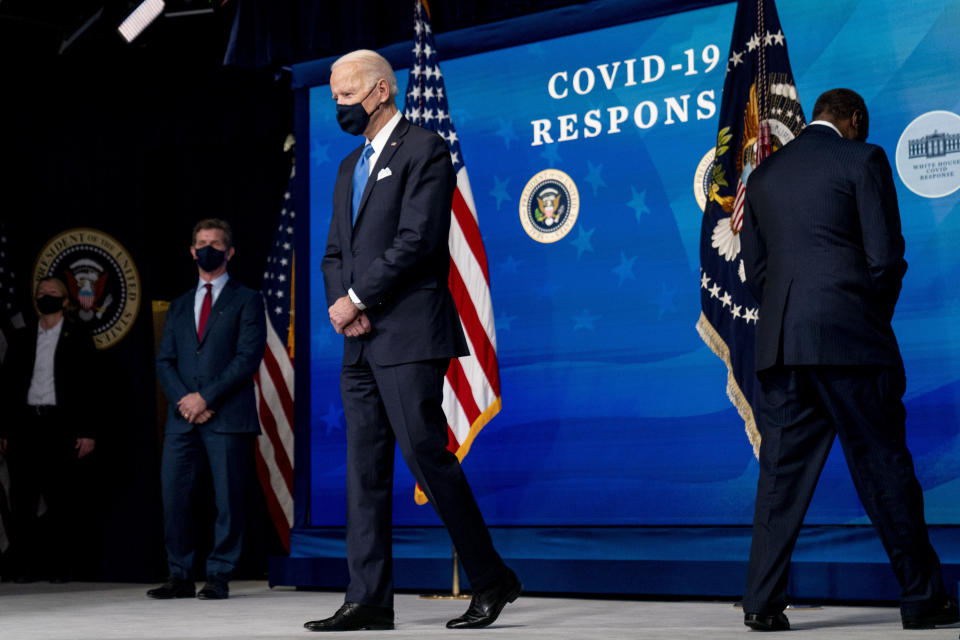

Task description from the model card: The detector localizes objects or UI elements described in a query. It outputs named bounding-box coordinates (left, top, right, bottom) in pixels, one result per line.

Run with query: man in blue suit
left=304, top=50, right=519, bottom=632
left=149, top=218, right=266, bottom=600
left=740, top=89, right=957, bottom=631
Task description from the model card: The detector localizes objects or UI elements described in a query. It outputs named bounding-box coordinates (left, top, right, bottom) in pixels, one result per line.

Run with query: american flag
left=404, top=0, right=502, bottom=505
left=254, top=165, right=296, bottom=549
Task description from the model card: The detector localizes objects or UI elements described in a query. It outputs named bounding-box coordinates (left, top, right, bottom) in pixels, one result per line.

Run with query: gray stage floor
left=1, top=581, right=958, bottom=639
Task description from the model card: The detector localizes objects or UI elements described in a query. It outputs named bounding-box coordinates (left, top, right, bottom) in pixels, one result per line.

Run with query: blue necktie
left=352, top=144, right=374, bottom=225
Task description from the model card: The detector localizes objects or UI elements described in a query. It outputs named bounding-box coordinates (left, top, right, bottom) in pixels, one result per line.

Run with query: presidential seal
left=694, top=147, right=715, bottom=212
left=32, top=228, right=141, bottom=350
left=519, top=169, right=579, bottom=243
left=895, top=110, right=960, bottom=199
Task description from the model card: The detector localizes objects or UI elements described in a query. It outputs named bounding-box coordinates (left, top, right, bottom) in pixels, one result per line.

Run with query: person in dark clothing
left=0, top=276, right=96, bottom=582
left=740, top=88, right=958, bottom=631
left=148, top=218, right=266, bottom=601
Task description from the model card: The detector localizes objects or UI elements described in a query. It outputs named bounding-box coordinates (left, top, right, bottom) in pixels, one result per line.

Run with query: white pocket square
left=376, top=167, right=393, bottom=181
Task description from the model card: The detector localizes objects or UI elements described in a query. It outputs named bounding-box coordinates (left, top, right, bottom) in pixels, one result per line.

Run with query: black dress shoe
left=146, top=577, right=196, bottom=599
left=197, top=575, right=229, bottom=600
left=744, top=612, right=790, bottom=631
left=902, top=596, right=959, bottom=629
left=446, top=568, right=522, bottom=629
left=304, top=603, right=395, bottom=632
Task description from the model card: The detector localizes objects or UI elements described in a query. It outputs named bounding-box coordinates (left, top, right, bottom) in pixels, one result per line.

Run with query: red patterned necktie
left=197, top=283, right=212, bottom=340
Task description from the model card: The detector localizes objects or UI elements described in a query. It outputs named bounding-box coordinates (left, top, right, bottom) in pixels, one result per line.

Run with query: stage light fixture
left=118, top=0, right=165, bottom=43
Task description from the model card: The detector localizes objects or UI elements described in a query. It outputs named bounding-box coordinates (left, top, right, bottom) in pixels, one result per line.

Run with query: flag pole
left=420, top=545, right=471, bottom=600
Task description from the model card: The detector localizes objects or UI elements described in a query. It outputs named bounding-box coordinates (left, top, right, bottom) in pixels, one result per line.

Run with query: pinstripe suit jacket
left=741, top=124, right=907, bottom=371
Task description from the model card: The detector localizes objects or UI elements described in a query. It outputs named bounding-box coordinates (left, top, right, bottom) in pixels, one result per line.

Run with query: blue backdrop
left=305, top=0, right=960, bottom=528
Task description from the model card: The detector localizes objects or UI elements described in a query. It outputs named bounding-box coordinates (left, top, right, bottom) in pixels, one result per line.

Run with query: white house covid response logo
left=519, top=169, right=580, bottom=243
left=895, top=110, right=960, bottom=198
left=32, top=228, right=141, bottom=350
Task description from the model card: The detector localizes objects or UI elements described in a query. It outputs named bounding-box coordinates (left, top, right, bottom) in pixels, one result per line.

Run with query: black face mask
left=195, top=245, right=227, bottom=272
left=336, top=85, right=379, bottom=136
left=36, top=295, right=64, bottom=314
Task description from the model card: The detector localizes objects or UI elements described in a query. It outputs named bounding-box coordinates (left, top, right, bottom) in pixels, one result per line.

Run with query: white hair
left=331, top=49, right=398, bottom=98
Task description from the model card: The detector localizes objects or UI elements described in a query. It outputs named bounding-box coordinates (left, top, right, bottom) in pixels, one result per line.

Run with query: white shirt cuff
left=347, top=288, right=366, bottom=311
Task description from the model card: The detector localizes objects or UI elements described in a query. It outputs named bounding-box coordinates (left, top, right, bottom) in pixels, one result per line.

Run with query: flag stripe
left=254, top=370, right=295, bottom=493
left=451, top=337, right=498, bottom=428
left=261, top=336, right=295, bottom=431
left=447, top=259, right=500, bottom=393
left=449, top=211, right=498, bottom=351
left=254, top=447, right=292, bottom=549
left=447, top=357, right=482, bottom=427
left=442, top=377, right=472, bottom=440
left=451, top=187, right=490, bottom=285
left=265, top=313, right=295, bottom=388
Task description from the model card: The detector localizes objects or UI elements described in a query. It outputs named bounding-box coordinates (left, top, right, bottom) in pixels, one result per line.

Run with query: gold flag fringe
left=696, top=311, right=760, bottom=457
left=413, top=396, right=502, bottom=505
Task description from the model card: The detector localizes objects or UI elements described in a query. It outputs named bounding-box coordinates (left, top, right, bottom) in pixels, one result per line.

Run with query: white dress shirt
left=365, top=110, right=402, bottom=177
left=27, top=317, right=64, bottom=406
left=808, top=119, right=842, bottom=137
left=194, top=272, right=230, bottom=332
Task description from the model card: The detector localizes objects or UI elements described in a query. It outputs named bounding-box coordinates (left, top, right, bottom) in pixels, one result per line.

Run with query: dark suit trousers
left=743, top=365, right=946, bottom=617
left=7, top=409, right=79, bottom=576
left=341, top=343, right=506, bottom=607
left=161, top=427, right=253, bottom=580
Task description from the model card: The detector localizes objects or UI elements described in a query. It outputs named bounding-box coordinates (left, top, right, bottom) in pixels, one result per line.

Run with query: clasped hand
left=329, top=295, right=371, bottom=337
left=178, top=392, right=214, bottom=424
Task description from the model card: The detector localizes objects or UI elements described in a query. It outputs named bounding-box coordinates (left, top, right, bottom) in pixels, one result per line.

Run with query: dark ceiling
left=0, top=1, right=591, bottom=73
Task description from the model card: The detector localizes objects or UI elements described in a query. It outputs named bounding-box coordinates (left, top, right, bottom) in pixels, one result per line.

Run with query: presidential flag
left=697, top=0, right=805, bottom=454
left=404, top=0, right=502, bottom=505
left=254, top=165, right=296, bottom=549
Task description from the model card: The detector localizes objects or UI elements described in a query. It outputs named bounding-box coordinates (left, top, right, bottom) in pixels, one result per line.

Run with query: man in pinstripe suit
left=740, top=88, right=957, bottom=631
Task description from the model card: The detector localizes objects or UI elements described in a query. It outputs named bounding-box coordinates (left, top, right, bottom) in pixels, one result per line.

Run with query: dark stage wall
left=0, top=0, right=620, bottom=583
left=0, top=9, right=291, bottom=581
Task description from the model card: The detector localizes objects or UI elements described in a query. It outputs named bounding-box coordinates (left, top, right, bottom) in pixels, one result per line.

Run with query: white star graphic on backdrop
left=571, top=226, right=595, bottom=259
left=627, top=187, right=650, bottom=221
left=572, top=309, right=600, bottom=331
left=612, top=252, right=638, bottom=285
left=585, top=161, right=606, bottom=195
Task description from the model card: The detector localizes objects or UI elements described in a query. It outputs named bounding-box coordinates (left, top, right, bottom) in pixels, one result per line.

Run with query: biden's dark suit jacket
left=741, top=123, right=907, bottom=370
left=322, top=116, right=469, bottom=365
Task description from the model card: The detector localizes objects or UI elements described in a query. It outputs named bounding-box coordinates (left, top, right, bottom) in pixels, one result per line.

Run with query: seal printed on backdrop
left=895, top=110, right=960, bottom=199
left=519, top=169, right=580, bottom=243
left=694, top=147, right=716, bottom=212
left=32, top=228, right=141, bottom=350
